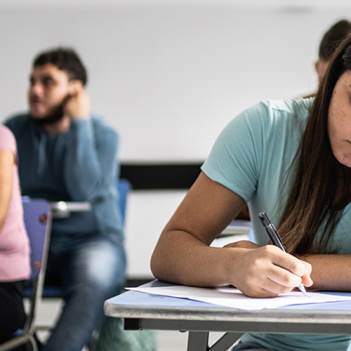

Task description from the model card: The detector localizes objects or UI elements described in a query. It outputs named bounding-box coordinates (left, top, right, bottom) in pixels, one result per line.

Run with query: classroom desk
left=104, top=280, right=351, bottom=351
left=48, top=201, right=91, bottom=218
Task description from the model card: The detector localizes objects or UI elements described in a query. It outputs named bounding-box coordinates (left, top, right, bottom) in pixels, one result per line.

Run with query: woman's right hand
left=225, top=244, right=313, bottom=297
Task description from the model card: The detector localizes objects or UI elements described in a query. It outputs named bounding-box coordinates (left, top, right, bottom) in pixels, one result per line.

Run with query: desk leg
left=187, top=331, right=209, bottom=351
left=210, top=333, right=243, bottom=351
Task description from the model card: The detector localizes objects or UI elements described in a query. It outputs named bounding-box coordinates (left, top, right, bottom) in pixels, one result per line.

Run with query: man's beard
left=30, top=96, right=68, bottom=126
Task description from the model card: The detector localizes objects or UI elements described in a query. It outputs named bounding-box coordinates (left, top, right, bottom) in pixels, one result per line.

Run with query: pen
left=258, top=211, right=308, bottom=297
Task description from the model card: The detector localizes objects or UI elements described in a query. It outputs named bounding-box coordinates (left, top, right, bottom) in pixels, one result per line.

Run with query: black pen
left=258, top=211, right=308, bottom=297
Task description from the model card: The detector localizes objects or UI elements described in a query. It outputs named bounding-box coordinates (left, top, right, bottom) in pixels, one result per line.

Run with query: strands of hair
left=278, top=34, right=351, bottom=255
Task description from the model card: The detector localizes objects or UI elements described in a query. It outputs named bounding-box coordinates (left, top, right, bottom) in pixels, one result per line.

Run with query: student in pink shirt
left=0, top=125, right=30, bottom=343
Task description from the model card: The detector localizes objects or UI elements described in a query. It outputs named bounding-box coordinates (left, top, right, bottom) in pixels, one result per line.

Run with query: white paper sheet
left=127, top=285, right=351, bottom=310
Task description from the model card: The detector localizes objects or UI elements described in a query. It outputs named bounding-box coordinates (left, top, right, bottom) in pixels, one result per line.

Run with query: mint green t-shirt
left=201, top=98, right=351, bottom=351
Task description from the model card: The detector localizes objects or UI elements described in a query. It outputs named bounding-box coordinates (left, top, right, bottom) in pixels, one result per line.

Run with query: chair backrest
left=116, top=178, right=132, bottom=228
left=22, top=197, right=51, bottom=281
left=22, top=197, right=51, bottom=317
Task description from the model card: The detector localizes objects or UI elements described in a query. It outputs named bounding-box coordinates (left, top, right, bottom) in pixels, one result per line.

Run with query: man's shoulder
left=90, top=115, right=118, bottom=137
left=4, top=113, right=31, bottom=132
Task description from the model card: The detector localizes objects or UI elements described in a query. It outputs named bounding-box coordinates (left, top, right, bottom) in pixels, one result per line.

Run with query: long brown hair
left=278, top=34, right=351, bottom=255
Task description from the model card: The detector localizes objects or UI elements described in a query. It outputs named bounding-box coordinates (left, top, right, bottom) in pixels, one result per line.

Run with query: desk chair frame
left=0, top=198, right=51, bottom=351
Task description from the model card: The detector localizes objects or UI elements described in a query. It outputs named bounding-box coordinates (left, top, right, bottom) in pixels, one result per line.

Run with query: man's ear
left=68, top=80, right=84, bottom=96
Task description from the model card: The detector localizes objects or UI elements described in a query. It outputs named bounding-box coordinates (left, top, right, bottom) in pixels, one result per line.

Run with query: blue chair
left=116, top=178, right=131, bottom=228
left=0, top=198, right=51, bottom=351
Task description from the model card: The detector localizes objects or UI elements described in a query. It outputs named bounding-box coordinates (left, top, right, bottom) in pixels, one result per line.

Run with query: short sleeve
left=201, top=102, right=269, bottom=202
left=0, top=125, right=17, bottom=153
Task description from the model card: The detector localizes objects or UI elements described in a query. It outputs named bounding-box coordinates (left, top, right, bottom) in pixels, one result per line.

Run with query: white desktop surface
left=105, top=281, right=351, bottom=351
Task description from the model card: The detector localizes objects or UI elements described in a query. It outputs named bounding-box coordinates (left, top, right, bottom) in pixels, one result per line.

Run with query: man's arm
left=151, top=172, right=312, bottom=297
left=61, top=87, right=119, bottom=202
left=63, top=118, right=118, bottom=202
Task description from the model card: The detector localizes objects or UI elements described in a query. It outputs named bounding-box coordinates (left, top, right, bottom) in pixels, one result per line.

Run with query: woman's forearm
left=304, top=254, right=351, bottom=291
left=151, top=230, right=236, bottom=287
left=151, top=172, right=312, bottom=297
left=151, top=230, right=312, bottom=298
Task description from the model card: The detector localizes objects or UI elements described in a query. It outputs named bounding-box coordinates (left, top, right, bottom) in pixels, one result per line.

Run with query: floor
left=32, top=298, right=233, bottom=351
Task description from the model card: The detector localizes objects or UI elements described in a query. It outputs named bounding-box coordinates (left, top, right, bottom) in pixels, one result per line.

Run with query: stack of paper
left=128, top=284, right=351, bottom=311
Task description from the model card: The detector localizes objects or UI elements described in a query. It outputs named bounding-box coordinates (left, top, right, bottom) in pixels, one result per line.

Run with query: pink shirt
left=0, top=125, right=30, bottom=281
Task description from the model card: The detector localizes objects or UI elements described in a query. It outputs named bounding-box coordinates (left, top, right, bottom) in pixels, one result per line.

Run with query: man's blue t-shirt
left=201, top=98, right=351, bottom=351
left=5, top=114, right=124, bottom=244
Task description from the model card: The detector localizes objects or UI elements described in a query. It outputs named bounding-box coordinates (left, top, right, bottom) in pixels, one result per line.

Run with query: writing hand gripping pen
left=258, top=212, right=308, bottom=297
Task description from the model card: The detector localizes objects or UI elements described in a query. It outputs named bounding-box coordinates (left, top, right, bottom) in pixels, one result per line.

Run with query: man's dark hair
left=319, top=19, right=351, bottom=61
left=33, top=47, right=88, bottom=86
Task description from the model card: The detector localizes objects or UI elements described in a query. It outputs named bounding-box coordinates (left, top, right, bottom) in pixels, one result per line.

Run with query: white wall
left=0, top=1, right=350, bottom=277
left=125, top=190, right=187, bottom=277
left=0, top=3, right=350, bottom=162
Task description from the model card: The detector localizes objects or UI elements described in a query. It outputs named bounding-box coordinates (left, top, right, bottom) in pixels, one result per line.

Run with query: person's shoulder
left=252, top=98, right=312, bottom=130
left=229, top=98, right=312, bottom=138
left=0, top=124, right=15, bottom=139
left=260, top=98, right=313, bottom=117
left=91, top=114, right=118, bottom=138
left=230, top=100, right=291, bottom=127
left=0, top=125, right=16, bottom=150
left=4, top=113, right=31, bottom=132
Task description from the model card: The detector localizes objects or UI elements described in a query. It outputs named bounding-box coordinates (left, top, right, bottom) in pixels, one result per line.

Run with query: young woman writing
left=151, top=34, right=351, bottom=351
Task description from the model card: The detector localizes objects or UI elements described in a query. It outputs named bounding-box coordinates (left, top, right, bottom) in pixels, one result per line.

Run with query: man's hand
left=64, top=89, right=90, bottom=120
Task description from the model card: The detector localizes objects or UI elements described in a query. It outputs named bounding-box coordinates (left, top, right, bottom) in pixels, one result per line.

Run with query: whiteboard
left=0, top=4, right=348, bottom=162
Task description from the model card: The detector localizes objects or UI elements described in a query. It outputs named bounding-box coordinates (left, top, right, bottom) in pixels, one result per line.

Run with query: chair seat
left=41, top=286, right=64, bottom=298
left=24, top=281, right=63, bottom=298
